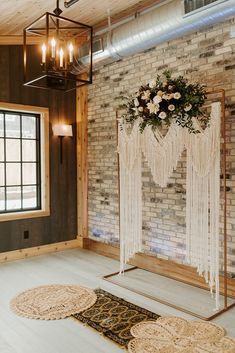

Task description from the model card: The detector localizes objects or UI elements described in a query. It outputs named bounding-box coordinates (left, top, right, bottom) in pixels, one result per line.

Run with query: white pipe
left=92, top=0, right=235, bottom=66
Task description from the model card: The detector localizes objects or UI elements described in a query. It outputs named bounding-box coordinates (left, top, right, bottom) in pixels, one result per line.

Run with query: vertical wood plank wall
left=0, top=45, right=77, bottom=252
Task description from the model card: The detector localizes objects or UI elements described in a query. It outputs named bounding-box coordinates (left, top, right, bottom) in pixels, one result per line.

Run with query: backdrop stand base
left=103, top=266, right=235, bottom=321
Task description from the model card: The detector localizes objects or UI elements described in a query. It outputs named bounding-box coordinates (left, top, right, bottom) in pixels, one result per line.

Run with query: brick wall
left=87, top=17, right=235, bottom=275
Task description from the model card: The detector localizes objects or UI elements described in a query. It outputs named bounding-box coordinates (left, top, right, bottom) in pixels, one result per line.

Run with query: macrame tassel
left=142, top=122, right=185, bottom=187
left=118, top=121, right=142, bottom=273
left=186, top=102, right=221, bottom=310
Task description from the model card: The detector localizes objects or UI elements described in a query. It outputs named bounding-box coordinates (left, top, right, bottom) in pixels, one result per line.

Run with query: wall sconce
left=52, top=124, right=73, bottom=163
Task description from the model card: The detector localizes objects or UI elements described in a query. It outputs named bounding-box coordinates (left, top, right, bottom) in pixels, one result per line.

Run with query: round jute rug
left=128, top=316, right=235, bottom=353
left=10, top=284, right=97, bottom=320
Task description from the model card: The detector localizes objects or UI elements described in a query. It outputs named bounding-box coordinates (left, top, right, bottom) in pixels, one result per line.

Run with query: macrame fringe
left=118, top=121, right=142, bottom=273
left=118, top=102, right=221, bottom=309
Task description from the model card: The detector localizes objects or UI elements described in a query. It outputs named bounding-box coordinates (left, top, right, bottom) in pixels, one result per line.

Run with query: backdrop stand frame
left=103, top=89, right=235, bottom=321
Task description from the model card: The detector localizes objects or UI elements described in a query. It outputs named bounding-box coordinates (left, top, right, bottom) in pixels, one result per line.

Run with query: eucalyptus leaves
left=121, top=71, right=208, bottom=133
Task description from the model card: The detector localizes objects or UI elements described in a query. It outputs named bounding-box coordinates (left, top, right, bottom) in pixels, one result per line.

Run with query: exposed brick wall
left=87, top=17, right=235, bottom=275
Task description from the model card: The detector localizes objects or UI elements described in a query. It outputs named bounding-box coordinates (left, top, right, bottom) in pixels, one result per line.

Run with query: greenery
left=121, top=71, right=208, bottom=133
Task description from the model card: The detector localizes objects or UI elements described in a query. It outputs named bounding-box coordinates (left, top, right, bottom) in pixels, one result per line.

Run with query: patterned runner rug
left=72, top=288, right=159, bottom=347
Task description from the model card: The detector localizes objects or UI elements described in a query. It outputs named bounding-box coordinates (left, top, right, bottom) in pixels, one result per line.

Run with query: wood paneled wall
left=0, top=45, right=77, bottom=252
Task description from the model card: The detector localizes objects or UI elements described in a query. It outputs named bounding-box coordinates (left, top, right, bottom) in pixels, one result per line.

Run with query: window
left=184, top=0, right=219, bottom=14
left=0, top=103, right=49, bottom=221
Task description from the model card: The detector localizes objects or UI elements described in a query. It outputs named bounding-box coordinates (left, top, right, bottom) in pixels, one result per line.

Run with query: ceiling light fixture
left=23, top=0, right=92, bottom=92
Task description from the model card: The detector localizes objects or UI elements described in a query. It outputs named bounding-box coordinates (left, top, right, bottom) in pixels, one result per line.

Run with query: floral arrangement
left=121, top=71, right=208, bottom=133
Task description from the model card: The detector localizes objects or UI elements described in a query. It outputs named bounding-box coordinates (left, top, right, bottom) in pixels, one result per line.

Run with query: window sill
left=0, top=209, right=50, bottom=222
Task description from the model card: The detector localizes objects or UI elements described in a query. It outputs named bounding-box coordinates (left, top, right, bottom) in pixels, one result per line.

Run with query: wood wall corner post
left=76, top=85, right=90, bottom=249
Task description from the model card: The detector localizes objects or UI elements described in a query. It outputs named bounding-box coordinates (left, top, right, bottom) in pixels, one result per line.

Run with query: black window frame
left=184, top=0, right=219, bottom=14
left=0, top=109, right=41, bottom=214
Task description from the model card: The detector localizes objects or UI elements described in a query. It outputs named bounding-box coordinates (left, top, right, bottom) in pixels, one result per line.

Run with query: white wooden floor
left=0, top=248, right=234, bottom=353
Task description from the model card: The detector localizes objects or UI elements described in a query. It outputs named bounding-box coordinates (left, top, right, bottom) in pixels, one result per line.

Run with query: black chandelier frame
left=23, top=8, right=93, bottom=92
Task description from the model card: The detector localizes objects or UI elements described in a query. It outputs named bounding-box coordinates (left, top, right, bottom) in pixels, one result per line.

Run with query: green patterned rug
left=72, top=289, right=159, bottom=347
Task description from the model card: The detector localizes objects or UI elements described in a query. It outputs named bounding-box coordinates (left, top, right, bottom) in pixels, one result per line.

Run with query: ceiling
left=0, top=0, right=164, bottom=35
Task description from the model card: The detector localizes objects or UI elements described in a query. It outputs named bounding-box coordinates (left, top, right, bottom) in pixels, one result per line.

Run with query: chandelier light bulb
left=59, top=48, right=64, bottom=67
left=41, top=43, right=46, bottom=63
left=51, top=38, right=56, bottom=58
left=68, top=43, right=74, bottom=63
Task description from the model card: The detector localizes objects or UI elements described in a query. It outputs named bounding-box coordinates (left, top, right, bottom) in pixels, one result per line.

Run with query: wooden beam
left=76, top=85, right=88, bottom=238
left=0, top=36, right=42, bottom=45
left=88, top=239, right=235, bottom=298
left=0, top=238, right=82, bottom=263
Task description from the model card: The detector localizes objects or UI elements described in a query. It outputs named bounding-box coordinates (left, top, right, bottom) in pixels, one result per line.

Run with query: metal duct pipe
left=92, top=0, right=235, bottom=67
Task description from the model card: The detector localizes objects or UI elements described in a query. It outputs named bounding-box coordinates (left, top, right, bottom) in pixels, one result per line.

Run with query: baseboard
left=88, top=239, right=235, bottom=298
left=0, top=238, right=82, bottom=263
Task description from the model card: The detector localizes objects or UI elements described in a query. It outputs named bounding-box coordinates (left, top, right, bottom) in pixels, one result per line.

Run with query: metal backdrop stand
left=103, top=89, right=235, bottom=320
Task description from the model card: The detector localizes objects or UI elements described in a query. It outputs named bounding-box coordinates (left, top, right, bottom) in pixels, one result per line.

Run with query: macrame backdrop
left=118, top=102, right=221, bottom=309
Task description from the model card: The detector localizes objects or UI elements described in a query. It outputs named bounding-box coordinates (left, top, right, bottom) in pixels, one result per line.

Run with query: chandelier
left=23, top=0, right=93, bottom=91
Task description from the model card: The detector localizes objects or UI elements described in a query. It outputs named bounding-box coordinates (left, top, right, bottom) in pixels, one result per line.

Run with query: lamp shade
left=53, top=124, right=73, bottom=137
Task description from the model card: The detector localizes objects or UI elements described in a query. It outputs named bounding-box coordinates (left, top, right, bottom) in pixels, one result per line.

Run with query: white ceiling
left=0, top=0, right=157, bottom=35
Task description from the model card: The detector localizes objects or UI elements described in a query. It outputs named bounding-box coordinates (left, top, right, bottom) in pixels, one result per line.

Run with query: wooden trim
left=88, top=239, right=235, bottom=298
left=42, top=106, right=50, bottom=217
left=0, top=36, right=42, bottom=45
left=76, top=236, right=90, bottom=248
left=0, top=210, right=50, bottom=223
left=0, top=102, right=49, bottom=114
left=0, top=102, right=50, bottom=222
left=76, top=85, right=88, bottom=238
left=0, top=238, right=82, bottom=263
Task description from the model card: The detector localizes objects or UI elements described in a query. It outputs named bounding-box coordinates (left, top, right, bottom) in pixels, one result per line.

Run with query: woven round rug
left=10, top=284, right=97, bottom=320
left=128, top=316, right=235, bottom=353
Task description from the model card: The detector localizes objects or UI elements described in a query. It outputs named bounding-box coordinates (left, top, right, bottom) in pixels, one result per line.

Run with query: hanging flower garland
left=121, top=71, right=209, bottom=133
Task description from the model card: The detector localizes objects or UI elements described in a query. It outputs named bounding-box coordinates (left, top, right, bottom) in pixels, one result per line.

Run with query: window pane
left=0, top=114, right=3, bottom=137
left=6, top=139, right=20, bottom=161
left=0, top=109, right=41, bottom=214
left=23, top=185, right=37, bottom=208
left=0, top=139, right=4, bottom=161
left=0, top=187, right=4, bottom=211
left=22, top=116, right=36, bottom=139
left=6, top=163, right=21, bottom=185
left=22, top=140, right=36, bottom=161
left=0, top=163, right=4, bottom=186
left=23, top=163, right=36, bottom=184
left=5, top=114, right=20, bottom=138
left=6, top=186, right=21, bottom=210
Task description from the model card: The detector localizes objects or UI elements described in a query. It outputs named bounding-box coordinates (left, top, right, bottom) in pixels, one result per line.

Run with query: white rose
left=174, top=92, right=181, bottom=100
left=149, top=79, right=156, bottom=88
left=134, top=98, right=139, bottom=107
left=141, top=90, right=151, bottom=101
left=132, top=107, right=139, bottom=115
left=153, top=95, right=162, bottom=104
left=159, top=111, right=167, bottom=119
left=138, top=106, right=143, bottom=112
left=168, top=104, right=175, bottom=111
left=184, top=104, right=192, bottom=112
left=162, top=94, right=172, bottom=100
left=157, top=90, right=163, bottom=97
left=147, top=102, right=159, bottom=114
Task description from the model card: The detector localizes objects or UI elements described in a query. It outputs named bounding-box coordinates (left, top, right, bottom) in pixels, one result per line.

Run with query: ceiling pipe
left=91, top=0, right=235, bottom=67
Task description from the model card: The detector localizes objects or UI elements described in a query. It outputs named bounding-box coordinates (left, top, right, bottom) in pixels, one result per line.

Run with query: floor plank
left=0, top=248, right=234, bottom=353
